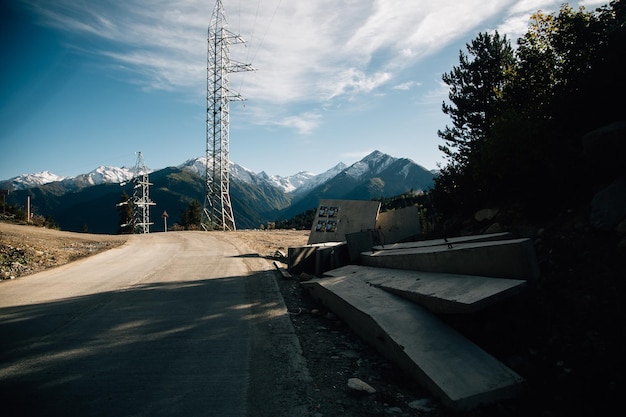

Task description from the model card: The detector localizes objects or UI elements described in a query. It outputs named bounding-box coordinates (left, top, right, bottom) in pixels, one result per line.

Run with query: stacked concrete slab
left=301, top=273, right=525, bottom=410
left=307, top=199, right=381, bottom=245
left=326, top=264, right=527, bottom=314
left=297, top=230, right=540, bottom=410
left=364, top=236, right=540, bottom=281
left=290, top=200, right=425, bottom=274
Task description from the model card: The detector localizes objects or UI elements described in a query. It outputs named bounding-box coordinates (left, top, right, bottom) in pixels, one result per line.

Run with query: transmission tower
left=202, top=0, right=254, bottom=231
left=131, top=152, right=155, bottom=234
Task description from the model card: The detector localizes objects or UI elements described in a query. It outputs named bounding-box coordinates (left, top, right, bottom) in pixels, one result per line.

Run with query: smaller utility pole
left=118, top=152, right=156, bottom=234
left=132, top=152, right=155, bottom=234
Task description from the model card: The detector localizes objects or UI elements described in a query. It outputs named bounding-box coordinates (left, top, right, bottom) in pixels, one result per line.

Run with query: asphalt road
left=0, top=231, right=311, bottom=417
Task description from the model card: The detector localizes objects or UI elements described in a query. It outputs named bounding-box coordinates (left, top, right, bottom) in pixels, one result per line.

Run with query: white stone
left=347, top=377, right=376, bottom=394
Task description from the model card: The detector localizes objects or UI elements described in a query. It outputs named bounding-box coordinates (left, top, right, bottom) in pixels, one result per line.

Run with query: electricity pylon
left=202, top=0, right=254, bottom=231
left=131, top=151, right=155, bottom=233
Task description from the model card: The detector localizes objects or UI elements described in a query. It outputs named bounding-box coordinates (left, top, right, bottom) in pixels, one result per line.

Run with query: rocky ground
left=2, top=221, right=625, bottom=416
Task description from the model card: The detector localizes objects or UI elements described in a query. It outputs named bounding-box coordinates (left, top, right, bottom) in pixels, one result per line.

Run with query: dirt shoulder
left=0, top=222, right=129, bottom=280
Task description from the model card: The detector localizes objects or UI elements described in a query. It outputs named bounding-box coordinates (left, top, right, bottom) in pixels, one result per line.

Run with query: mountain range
left=1, top=151, right=435, bottom=233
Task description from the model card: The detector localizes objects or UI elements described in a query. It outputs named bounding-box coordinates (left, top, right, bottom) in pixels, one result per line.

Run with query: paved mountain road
left=0, top=231, right=311, bottom=417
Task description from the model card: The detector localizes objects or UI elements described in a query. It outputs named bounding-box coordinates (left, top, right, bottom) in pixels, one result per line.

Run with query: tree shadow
left=0, top=270, right=303, bottom=417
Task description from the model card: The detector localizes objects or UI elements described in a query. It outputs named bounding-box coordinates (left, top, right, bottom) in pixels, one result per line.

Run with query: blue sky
left=0, top=0, right=607, bottom=180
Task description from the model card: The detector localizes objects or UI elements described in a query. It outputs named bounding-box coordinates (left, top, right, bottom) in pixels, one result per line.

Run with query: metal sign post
left=162, top=210, right=169, bottom=232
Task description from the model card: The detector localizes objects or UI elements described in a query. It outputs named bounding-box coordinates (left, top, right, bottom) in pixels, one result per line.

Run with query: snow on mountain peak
left=178, top=157, right=346, bottom=194
left=4, top=150, right=397, bottom=194
left=77, top=166, right=136, bottom=186
left=8, top=171, right=66, bottom=190
left=345, top=150, right=396, bottom=179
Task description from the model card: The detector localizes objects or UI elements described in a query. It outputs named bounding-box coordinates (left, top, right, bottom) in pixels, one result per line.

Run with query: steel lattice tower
left=202, top=0, right=254, bottom=231
left=132, top=152, right=155, bottom=234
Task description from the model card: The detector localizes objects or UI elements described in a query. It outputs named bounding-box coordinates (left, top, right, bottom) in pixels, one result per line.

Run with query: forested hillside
left=418, top=3, right=625, bottom=415
left=431, top=1, right=625, bottom=224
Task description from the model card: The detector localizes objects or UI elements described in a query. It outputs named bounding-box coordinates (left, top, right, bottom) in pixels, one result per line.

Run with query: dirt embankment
left=0, top=223, right=129, bottom=280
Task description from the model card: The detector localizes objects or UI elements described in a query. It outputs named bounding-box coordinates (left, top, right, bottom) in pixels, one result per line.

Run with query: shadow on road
left=0, top=270, right=310, bottom=417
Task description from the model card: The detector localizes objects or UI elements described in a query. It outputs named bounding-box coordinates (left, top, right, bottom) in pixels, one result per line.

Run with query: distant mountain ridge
left=5, top=166, right=136, bottom=191
left=1, top=151, right=435, bottom=233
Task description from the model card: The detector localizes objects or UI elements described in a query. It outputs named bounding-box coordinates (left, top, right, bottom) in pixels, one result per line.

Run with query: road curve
left=0, top=231, right=311, bottom=417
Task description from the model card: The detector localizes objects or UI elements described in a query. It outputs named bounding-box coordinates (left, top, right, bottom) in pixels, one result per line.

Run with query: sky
left=0, top=0, right=609, bottom=180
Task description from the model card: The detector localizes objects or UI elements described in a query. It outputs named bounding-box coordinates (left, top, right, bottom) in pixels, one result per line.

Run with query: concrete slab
left=288, top=245, right=318, bottom=274
left=363, top=238, right=540, bottom=281
left=345, top=230, right=378, bottom=262
left=301, top=276, right=525, bottom=410
left=376, top=206, right=421, bottom=245
left=288, top=242, right=346, bottom=275
left=314, top=242, right=350, bottom=275
left=308, top=199, right=381, bottom=245
left=325, top=265, right=527, bottom=314
left=373, top=232, right=513, bottom=251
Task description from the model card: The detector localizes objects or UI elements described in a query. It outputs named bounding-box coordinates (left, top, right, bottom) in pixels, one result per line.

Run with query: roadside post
left=162, top=210, right=169, bottom=232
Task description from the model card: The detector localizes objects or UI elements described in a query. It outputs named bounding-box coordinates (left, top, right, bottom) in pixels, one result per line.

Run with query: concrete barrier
left=372, top=232, right=513, bottom=251
left=325, top=265, right=527, bottom=314
left=301, top=275, right=525, bottom=410
left=314, top=242, right=349, bottom=275
left=363, top=238, right=540, bottom=281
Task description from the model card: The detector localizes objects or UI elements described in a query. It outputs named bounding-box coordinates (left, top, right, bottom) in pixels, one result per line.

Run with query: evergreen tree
left=435, top=31, right=515, bottom=212
left=181, top=200, right=202, bottom=230
left=117, top=191, right=134, bottom=234
left=438, top=31, right=515, bottom=170
left=432, top=1, right=626, bottom=219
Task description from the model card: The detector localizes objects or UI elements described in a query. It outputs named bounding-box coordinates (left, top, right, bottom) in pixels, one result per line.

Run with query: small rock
left=408, top=398, right=435, bottom=412
left=347, top=377, right=376, bottom=394
left=298, top=272, right=312, bottom=282
left=340, top=350, right=360, bottom=359
left=475, top=208, right=499, bottom=222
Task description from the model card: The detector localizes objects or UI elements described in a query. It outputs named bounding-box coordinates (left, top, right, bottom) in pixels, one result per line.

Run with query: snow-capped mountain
left=179, top=157, right=259, bottom=185
left=344, top=150, right=395, bottom=180
left=279, top=150, right=435, bottom=219
left=1, top=150, right=435, bottom=233
left=2, top=151, right=429, bottom=197
left=177, top=157, right=346, bottom=195
left=257, top=171, right=315, bottom=194
left=3, top=166, right=143, bottom=191
left=66, top=166, right=136, bottom=188
left=6, top=171, right=66, bottom=190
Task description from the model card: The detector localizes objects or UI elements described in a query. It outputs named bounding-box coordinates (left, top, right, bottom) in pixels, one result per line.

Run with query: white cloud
left=341, top=149, right=376, bottom=161
left=393, top=81, right=421, bottom=91
left=273, top=112, right=323, bottom=135
left=24, top=0, right=603, bottom=136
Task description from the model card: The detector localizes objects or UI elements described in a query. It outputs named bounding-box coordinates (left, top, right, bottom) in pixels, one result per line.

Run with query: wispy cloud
left=393, top=81, right=421, bottom=91
left=274, top=112, right=323, bottom=135
left=341, top=149, right=376, bottom=161
left=23, top=0, right=604, bottom=135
